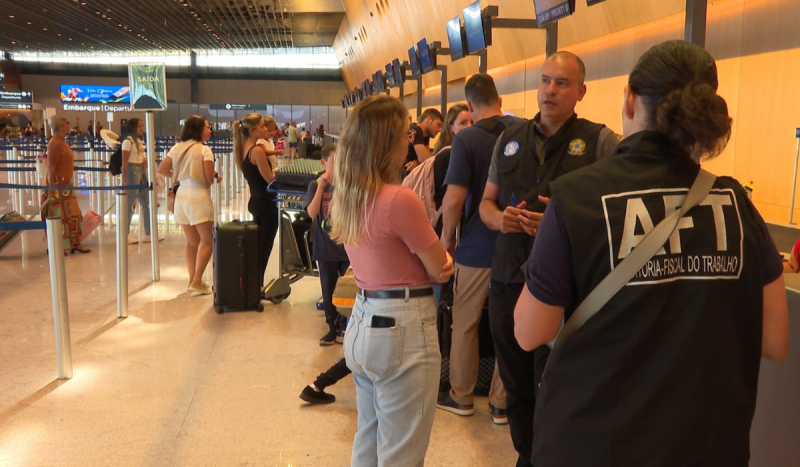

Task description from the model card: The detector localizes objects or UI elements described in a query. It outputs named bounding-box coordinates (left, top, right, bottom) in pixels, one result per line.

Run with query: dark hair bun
left=656, top=81, right=732, bottom=159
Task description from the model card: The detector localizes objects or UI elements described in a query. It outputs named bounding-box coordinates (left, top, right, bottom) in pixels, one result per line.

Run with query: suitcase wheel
left=256, top=303, right=264, bottom=312
left=215, top=306, right=224, bottom=315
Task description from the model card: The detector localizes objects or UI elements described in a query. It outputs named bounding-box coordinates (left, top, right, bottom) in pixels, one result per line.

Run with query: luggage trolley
left=262, top=180, right=319, bottom=304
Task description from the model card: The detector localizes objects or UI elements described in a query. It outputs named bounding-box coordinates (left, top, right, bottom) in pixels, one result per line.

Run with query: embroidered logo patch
left=503, top=141, right=520, bottom=156
left=567, top=139, right=587, bottom=156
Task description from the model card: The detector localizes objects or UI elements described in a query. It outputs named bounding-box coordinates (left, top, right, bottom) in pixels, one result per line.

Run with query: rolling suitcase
left=213, top=220, right=263, bottom=313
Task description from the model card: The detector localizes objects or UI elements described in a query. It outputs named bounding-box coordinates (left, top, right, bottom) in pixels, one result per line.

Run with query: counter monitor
left=463, top=0, right=487, bottom=55
left=386, top=63, right=396, bottom=87
left=417, top=38, right=436, bottom=74
left=392, top=58, right=403, bottom=85
left=446, top=16, right=466, bottom=61
left=408, top=45, right=422, bottom=78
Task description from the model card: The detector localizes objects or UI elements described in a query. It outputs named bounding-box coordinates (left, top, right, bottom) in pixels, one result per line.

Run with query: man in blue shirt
left=438, top=74, right=525, bottom=425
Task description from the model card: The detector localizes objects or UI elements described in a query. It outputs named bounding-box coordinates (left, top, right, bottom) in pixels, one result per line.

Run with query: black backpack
left=108, top=136, right=130, bottom=176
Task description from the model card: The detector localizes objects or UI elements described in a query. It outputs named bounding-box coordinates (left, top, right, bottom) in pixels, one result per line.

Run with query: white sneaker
left=127, top=234, right=139, bottom=244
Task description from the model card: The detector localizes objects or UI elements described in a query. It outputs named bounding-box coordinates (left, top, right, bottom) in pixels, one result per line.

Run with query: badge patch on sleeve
left=568, top=139, right=587, bottom=156
left=504, top=141, right=520, bottom=156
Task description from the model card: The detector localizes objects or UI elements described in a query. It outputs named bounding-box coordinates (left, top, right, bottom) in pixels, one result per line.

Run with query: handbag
left=332, top=267, right=357, bottom=318
left=166, top=142, right=200, bottom=214
left=544, top=169, right=717, bottom=367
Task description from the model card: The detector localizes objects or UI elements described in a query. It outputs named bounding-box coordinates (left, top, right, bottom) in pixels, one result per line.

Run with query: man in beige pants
left=438, top=74, right=525, bottom=424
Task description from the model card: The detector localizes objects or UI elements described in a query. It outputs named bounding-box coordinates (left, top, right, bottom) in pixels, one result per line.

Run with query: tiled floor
left=0, top=182, right=517, bottom=466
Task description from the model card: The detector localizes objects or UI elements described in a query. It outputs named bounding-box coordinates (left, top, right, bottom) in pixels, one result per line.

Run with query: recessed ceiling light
left=8, top=15, right=14, bottom=18
left=42, top=28, right=47, bottom=31
left=26, top=22, right=31, bottom=25
left=11, top=41, right=16, bottom=44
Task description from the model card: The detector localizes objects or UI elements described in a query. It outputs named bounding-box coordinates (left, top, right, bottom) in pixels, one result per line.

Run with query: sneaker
left=489, top=403, right=508, bottom=425
left=299, top=385, right=335, bottom=405
left=127, top=234, right=139, bottom=244
left=319, top=329, right=337, bottom=346
left=436, top=394, right=474, bottom=416
left=335, top=331, right=345, bottom=344
left=188, top=282, right=212, bottom=295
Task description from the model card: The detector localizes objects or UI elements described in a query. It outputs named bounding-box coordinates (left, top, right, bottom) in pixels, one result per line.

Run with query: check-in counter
left=750, top=273, right=800, bottom=466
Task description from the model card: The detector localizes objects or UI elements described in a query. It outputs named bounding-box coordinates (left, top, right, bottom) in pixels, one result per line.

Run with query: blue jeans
left=344, top=290, right=441, bottom=467
left=126, top=164, right=151, bottom=236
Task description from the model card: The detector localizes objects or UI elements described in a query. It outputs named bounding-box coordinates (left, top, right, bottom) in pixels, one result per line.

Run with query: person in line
left=514, top=40, right=790, bottom=467
left=158, top=116, right=220, bottom=295
left=121, top=118, right=161, bottom=244
left=437, top=74, right=526, bottom=425
left=306, top=143, right=350, bottom=345
left=479, top=51, right=619, bottom=467
left=300, top=357, right=351, bottom=405
left=286, top=121, right=299, bottom=158
left=404, top=108, right=444, bottom=173
left=332, top=95, right=454, bottom=466
left=87, top=120, right=94, bottom=139
left=233, top=114, right=279, bottom=289
left=315, top=124, right=325, bottom=147
left=43, top=115, right=90, bottom=255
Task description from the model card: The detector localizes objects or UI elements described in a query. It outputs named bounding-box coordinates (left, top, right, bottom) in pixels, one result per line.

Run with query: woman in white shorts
left=157, top=116, right=221, bottom=295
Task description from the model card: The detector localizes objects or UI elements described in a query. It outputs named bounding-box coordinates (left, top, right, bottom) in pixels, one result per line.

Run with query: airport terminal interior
left=1, top=0, right=799, bottom=466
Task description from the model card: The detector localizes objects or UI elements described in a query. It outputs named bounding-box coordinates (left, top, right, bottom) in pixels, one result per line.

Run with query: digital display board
left=392, top=58, right=403, bottom=86
left=363, top=79, right=372, bottom=97
left=417, top=38, right=435, bottom=74
left=446, top=16, right=466, bottom=61
left=463, top=1, right=487, bottom=55
left=386, top=63, right=396, bottom=87
left=60, top=84, right=130, bottom=103
left=408, top=46, right=421, bottom=78
left=533, top=0, right=574, bottom=27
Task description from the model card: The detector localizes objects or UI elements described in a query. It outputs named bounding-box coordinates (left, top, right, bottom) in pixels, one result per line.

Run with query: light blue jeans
left=344, top=289, right=441, bottom=467
left=126, top=164, right=151, bottom=235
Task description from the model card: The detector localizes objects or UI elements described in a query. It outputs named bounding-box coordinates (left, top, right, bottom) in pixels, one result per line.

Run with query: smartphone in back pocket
left=371, top=315, right=396, bottom=328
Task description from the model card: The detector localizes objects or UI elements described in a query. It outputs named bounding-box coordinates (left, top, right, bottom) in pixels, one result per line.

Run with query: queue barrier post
left=116, top=192, right=129, bottom=318
left=46, top=216, right=73, bottom=380
left=145, top=112, right=161, bottom=282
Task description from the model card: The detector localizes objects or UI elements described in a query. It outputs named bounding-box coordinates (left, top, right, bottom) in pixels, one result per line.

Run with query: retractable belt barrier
left=0, top=182, right=149, bottom=191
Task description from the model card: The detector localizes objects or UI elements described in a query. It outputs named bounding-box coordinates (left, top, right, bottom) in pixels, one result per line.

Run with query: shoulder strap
left=474, top=118, right=507, bottom=137
left=549, top=169, right=717, bottom=355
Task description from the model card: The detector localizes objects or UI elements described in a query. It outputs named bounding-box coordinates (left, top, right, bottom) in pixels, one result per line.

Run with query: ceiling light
left=26, top=22, right=31, bottom=25
left=11, top=41, right=16, bottom=44
left=8, top=15, right=14, bottom=18
left=43, top=28, right=47, bottom=31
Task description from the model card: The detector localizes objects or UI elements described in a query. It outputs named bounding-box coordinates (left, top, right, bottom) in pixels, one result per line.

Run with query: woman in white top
left=157, top=116, right=221, bottom=295
left=121, top=118, right=158, bottom=244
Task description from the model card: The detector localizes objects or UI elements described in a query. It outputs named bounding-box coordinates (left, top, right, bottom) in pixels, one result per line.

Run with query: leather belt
left=361, top=287, right=433, bottom=300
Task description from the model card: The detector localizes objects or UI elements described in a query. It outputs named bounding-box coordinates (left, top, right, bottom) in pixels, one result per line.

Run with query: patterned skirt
left=41, top=177, right=83, bottom=253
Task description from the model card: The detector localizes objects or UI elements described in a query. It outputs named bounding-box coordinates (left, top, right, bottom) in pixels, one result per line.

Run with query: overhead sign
left=129, top=63, right=167, bottom=111
left=209, top=103, right=267, bottom=111
left=60, top=84, right=129, bottom=103
left=62, top=103, right=132, bottom=112
left=0, top=102, right=32, bottom=110
left=533, top=0, right=573, bottom=27
left=587, top=0, right=607, bottom=5
left=0, top=90, right=34, bottom=104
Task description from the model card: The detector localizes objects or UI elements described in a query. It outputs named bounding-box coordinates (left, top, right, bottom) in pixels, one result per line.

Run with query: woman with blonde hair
left=233, top=113, right=279, bottom=287
left=158, top=116, right=219, bottom=294
left=332, top=95, right=454, bottom=466
left=43, top=115, right=90, bottom=255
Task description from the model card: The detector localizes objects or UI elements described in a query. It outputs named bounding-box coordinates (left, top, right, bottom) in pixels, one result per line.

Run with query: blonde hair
left=232, top=113, right=264, bottom=172
left=330, top=95, right=409, bottom=246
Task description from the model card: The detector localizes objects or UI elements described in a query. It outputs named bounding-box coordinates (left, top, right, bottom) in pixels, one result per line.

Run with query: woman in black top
left=233, top=113, right=279, bottom=287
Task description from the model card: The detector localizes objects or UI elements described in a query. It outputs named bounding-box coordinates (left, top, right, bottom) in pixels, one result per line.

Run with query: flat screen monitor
left=446, top=16, right=466, bottom=61
left=386, top=64, right=396, bottom=87
left=417, top=38, right=435, bottom=74
left=364, top=79, right=372, bottom=97
left=392, top=58, right=403, bottom=85
left=408, top=46, right=421, bottom=78
left=586, top=0, right=606, bottom=5
left=60, top=84, right=130, bottom=103
left=533, top=0, right=574, bottom=27
left=462, top=0, right=486, bottom=55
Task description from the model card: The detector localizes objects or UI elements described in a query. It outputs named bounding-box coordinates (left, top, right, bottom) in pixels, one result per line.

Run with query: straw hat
left=100, top=129, right=120, bottom=150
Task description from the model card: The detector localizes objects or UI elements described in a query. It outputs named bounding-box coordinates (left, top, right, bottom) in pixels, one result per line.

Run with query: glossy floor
left=0, top=186, right=517, bottom=466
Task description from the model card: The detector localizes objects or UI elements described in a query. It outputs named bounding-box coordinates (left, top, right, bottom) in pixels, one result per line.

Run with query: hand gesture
left=499, top=200, right=527, bottom=233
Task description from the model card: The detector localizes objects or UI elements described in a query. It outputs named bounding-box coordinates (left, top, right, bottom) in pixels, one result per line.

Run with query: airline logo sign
left=128, top=63, right=167, bottom=111
left=601, top=187, right=743, bottom=285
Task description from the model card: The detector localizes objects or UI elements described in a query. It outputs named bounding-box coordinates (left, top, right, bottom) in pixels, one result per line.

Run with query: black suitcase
left=438, top=280, right=496, bottom=396
left=213, top=220, right=264, bottom=313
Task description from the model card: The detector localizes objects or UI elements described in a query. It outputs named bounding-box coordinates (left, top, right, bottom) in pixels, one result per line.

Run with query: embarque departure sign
left=533, top=0, right=573, bottom=27
left=0, top=90, right=33, bottom=110
left=128, top=63, right=167, bottom=111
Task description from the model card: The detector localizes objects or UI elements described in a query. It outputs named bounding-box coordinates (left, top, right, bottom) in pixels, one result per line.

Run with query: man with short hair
left=437, top=74, right=525, bottom=426
left=287, top=121, right=299, bottom=158
left=479, top=51, right=619, bottom=467
left=405, top=108, right=444, bottom=172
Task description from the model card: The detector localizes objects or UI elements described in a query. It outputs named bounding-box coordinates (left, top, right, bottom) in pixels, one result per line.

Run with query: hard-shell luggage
left=213, top=220, right=263, bottom=313
left=438, top=280, right=496, bottom=396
